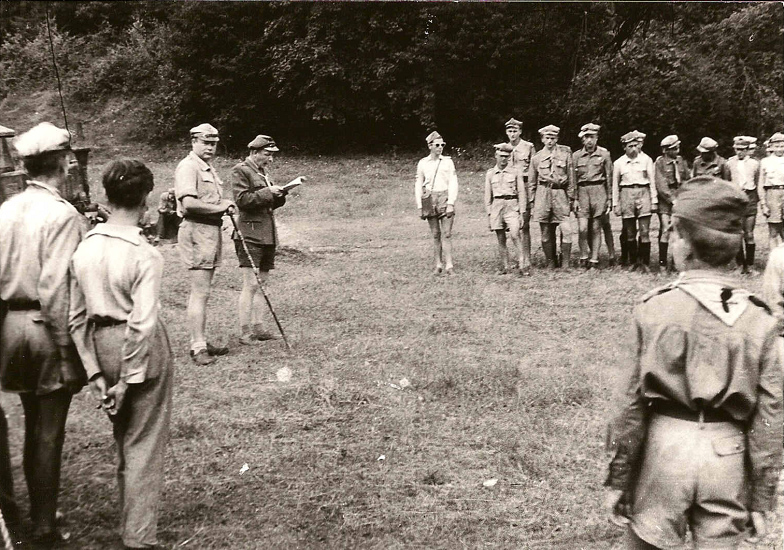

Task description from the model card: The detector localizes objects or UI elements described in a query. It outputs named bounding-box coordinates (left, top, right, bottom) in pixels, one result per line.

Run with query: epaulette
left=556, top=144, right=572, bottom=154
left=639, top=282, right=676, bottom=303
left=748, top=294, right=772, bottom=314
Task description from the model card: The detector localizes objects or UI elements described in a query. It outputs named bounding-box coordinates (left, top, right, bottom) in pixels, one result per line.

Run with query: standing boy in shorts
left=653, top=135, right=690, bottom=270
left=727, top=136, right=760, bottom=273
left=605, top=176, right=783, bottom=549
left=759, top=132, right=784, bottom=248
left=573, top=123, right=612, bottom=268
left=485, top=143, right=527, bottom=274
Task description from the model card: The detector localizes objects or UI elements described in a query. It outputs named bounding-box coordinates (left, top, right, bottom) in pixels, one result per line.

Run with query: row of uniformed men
left=416, top=120, right=784, bottom=275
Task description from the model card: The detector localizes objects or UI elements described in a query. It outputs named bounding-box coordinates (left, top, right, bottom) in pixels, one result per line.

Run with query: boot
left=627, top=240, right=638, bottom=271
left=542, top=240, right=555, bottom=268
left=658, top=242, right=668, bottom=268
left=746, top=243, right=756, bottom=274
left=736, top=244, right=746, bottom=271
left=619, top=236, right=628, bottom=266
left=638, top=241, right=651, bottom=273
left=561, top=243, right=572, bottom=270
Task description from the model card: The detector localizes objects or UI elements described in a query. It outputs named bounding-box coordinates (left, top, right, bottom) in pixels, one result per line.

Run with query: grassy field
left=2, top=151, right=782, bottom=549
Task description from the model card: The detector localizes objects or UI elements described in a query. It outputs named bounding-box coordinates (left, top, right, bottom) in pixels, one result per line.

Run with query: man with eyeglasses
left=174, top=123, right=235, bottom=365
left=505, top=118, right=535, bottom=274
left=415, top=132, right=459, bottom=275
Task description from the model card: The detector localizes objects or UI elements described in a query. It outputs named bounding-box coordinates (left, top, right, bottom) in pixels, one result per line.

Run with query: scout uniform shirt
left=607, top=271, right=783, bottom=512
left=484, top=164, right=527, bottom=212
left=692, top=154, right=731, bottom=180
left=760, top=154, right=784, bottom=189
left=653, top=154, right=690, bottom=207
left=415, top=155, right=458, bottom=209
left=573, top=146, right=612, bottom=189
left=510, top=140, right=535, bottom=201
left=174, top=151, right=224, bottom=223
left=530, top=144, right=575, bottom=201
left=727, top=155, right=760, bottom=192
left=612, top=152, right=657, bottom=208
left=230, top=156, right=286, bottom=245
left=0, top=180, right=87, bottom=392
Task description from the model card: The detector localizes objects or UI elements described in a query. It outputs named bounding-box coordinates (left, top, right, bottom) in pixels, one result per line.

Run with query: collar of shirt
left=493, top=165, right=514, bottom=175
left=674, top=270, right=749, bottom=326
left=188, top=151, right=213, bottom=172
left=85, top=223, right=144, bottom=246
left=26, top=179, right=63, bottom=198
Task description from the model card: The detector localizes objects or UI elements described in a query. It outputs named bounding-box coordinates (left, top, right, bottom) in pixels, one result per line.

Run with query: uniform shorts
left=765, top=188, right=784, bottom=223
left=534, top=186, right=570, bottom=223
left=422, top=190, right=449, bottom=219
left=619, top=186, right=652, bottom=219
left=630, top=413, right=749, bottom=550
left=178, top=219, right=223, bottom=270
left=577, top=184, right=607, bottom=219
left=743, top=189, right=758, bottom=218
left=234, top=240, right=276, bottom=271
left=489, top=198, right=521, bottom=232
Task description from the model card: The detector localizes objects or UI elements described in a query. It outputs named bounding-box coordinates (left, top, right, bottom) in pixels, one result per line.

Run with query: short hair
left=23, top=150, right=67, bottom=178
left=102, top=159, right=154, bottom=208
left=672, top=217, right=741, bottom=267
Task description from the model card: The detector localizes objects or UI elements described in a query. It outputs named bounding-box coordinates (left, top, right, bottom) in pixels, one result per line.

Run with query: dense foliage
left=1, top=1, right=781, bottom=154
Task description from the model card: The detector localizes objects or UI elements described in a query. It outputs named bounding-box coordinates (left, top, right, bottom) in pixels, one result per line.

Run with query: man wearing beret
left=573, top=123, right=613, bottom=268
left=653, top=135, right=690, bottom=270
left=759, top=132, right=784, bottom=248
left=485, top=143, right=527, bottom=274
left=505, top=118, right=535, bottom=273
left=0, top=122, right=88, bottom=544
left=727, top=136, right=761, bottom=273
left=692, top=137, right=731, bottom=180
left=612, top=130, right=657, bottom=271
left=231, top=135, right=302, bottom=344
left=175, top=123, right=235, bottom=365
left=530, top=125, right=575, bottom=269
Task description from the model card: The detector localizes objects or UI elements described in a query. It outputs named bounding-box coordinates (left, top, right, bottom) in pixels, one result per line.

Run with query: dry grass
left=1, top=152, right=781, bottom=549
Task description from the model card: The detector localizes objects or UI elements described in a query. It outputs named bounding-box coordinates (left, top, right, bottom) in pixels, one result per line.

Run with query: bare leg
left=578, top=216, right=590, bottom=262
left=590, top=217, right=602, bottom=263
left=768, top=222, right=782, bottom=249
left=187, top=269, right=214, bottom=351
left=440, top=215, right=455, bottom=271
left=427, top=217, right=443, bottom=271
left=495, top=230, right=509, bottom=272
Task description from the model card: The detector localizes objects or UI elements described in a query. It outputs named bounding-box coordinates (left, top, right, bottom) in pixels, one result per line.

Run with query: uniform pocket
left=712, top=434, right=745, bottom=457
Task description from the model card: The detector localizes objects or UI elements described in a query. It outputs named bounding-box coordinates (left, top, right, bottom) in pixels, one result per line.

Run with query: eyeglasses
left=433, top=143, right=446, bottom=147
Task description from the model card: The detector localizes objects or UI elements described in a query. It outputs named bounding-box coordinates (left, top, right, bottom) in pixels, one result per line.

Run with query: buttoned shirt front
left=607, top=271, right=783, bottom=511
left=529, top=144, right=576, bottom=201
left=69, top=224, right=164, bottom=384
left=653, top=155, right=690, bottom=205
left=509, top=140, right=534, bottom=180
left=692, top=154, right=731, bottom=180
left=415, top=155, right=458, bottom=209
left=760, top=155, right=784, bottom=188
left=573, top=146, right=612, bottom=197
left=0, top=181, right=86, bottom=349
left=484, top=165, right=526, bottom=213
left=727, top=156, right=760, bottom=191
left=612, top=153, right=657, bottom=208
left=174, top=151, right=224, bottom=218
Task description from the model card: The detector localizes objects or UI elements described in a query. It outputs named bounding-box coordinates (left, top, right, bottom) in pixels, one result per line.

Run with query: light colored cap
left=190, top=123, right=220, bottom=142
left=744, top=136, right=758, bottom=149
left=621, top=130, right=646, bottom=144
left=505, top=118, right=522, bottom=129
left=426, top=131, right=443, bottom=144
left=768, top=132, right=784, bottom=144
left=538, top=125, right=560, bottom=136
left=660, top=135, right=680, bottom=149
left=732, top=136, right=749, bottom=149
left=578, top=123, right=600, bottom=138
left=673, top=176, right=747, bottom=235
left=14, top=122, right=71, bottom=158
left=696, top=137, right=718, bottom=152
left=248, top=135, right=279, bottom=151
left=494, top=143, right=513, bottom=154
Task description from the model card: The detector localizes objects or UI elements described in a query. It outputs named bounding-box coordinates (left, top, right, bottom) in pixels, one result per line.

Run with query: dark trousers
left=0, top=404, right=19, bottom=530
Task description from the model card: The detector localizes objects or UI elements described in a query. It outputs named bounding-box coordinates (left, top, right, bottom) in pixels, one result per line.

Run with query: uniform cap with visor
left=732, top=136, right=750, bottom=149
left=14, top=122, right=71, bottom=158
left=494, top=143, right=514, bottom=154
left=538, top=125, right=560, bottom=136
left=505, top=118, right=523, bottom=130
left=621, top=130, right=646, bottom=144
left=696, top=137, right=718, bottom=153
left=248, top=135, right=279, bottom=152
left=660, top=135, right=680, bottom=149
left=768, top=132, right=784, bottom=144
left=190, top=123, right=220, bottom=142
left=578, top=123, right=600, bottom=138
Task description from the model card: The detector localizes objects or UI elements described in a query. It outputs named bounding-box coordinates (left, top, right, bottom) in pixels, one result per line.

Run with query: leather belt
left=620, top=184, right=649, bottom=189
left=651, top=401, right=735, bottom=423
left=765, top=185, right=784, bottom=190
left=493, top=195, right=518, bottom=200
left=578, top=180, right=605, bottom=187
left=6, top=300, right=41, bottom=311
left=92, top=316, right=127, bottom=328
left=183, top=215, right=223, bottom=227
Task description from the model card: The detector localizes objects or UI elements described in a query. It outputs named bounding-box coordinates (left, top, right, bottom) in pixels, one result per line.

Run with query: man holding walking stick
left=230, top=135, right=303, bottom=346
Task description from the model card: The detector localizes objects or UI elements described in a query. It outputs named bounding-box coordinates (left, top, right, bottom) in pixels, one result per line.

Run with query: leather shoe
left=190, top=349, right=215, bottom=365
left=206, top=343, right=229, bottom=356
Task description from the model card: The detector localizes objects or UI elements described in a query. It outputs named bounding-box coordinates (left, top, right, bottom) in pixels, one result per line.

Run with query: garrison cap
left=14, top=122, right=71, bottom=158
left=505, top=118, right=522, bottom=129
left=190, top=123, right=220, bottom=142
left=578, top=123, right=600, bottom=138
left=660, top=135, right=680, bottom=149
left=538, top=125, right=560, bottom=136
left=672, top=176, right=747, bottom=235
left=696, top=137, right=718, bottom=152
left=621, top=130, right=646, bottom=144
left=494, top=143, right=514, bottom=154
left=248, top=135, right=279, bottom=152
left=732, top=136, right=750, bottom=149
left=769, top=132, right=784, bottom=144
left=426, top=131, right=443, bottom=144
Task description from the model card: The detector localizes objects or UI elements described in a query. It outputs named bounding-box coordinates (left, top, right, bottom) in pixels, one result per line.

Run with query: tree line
left=1, top=1, right=781, bottom=157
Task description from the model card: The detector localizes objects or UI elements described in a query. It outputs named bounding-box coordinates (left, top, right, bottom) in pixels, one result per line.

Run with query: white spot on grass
left=276, top=367, right=292, bottom=382
left=377, top=455, right=386, bottom=461
left=240, top=463, right=249, bottom=475
left=399, top=377, right=410, bottom=389
left=483, top=478, right=498, bottom=488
